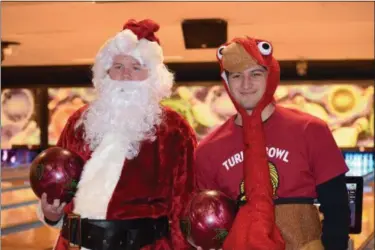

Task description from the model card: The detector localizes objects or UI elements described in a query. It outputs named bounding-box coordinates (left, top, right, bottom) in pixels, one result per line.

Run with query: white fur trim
left=73, top=132, right=127, bottom=219
left=127, top=48, right=144, bottom=65
left=136, top=38, right=163, bottom=67
left=36, top=200, right=63, bottom=229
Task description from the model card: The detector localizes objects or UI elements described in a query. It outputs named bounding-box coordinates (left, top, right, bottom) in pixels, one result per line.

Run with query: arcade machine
left=313, top=148, right=373, bottom=250
left=345, top=176, right=364, bottom=250
left=343, top=148, right=374, bottom=250
left=343, top=149, right=374, bottom=250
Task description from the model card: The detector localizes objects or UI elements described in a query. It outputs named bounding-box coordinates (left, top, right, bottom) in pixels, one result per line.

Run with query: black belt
left=237, top=197, right=315, bottom=207
left=62, top=214, right=169, bottom=250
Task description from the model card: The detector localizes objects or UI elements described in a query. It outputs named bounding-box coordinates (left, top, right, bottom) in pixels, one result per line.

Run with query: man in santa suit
left=36, top=19, right=197, bottom=250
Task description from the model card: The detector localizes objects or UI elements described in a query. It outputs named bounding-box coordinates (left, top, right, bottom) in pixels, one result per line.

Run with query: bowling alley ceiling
left=1, top=1, right=374, bottom=66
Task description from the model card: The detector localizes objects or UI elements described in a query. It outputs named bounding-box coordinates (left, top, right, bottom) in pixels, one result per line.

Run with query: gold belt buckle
left=67, top=213, right=81, bottom=250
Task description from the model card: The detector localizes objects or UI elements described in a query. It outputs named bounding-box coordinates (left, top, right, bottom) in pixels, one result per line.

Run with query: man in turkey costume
left=195, top=36, right=350, bottom=250
left=37, top=19, right=197, bottom=250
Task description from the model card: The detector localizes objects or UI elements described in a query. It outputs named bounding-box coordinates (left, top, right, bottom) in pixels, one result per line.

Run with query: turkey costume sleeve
left=169, top=116, right=197, bottom=249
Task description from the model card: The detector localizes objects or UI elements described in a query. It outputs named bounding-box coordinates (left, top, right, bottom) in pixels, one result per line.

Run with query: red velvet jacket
left=52, top=105, right=197, bottom=250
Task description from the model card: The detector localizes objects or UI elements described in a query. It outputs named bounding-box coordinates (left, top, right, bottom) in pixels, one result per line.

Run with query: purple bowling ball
left=180, top=190, right=236, bottom=249
left=29, top=147, right=83, bottom=204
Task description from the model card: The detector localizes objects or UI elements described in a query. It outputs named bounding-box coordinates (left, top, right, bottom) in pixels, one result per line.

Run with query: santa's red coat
left=51, top=105, right=196, bottom=250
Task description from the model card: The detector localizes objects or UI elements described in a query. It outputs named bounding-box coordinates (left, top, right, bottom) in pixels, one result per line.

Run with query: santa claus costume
left=37, top=19, right=196, bottom=250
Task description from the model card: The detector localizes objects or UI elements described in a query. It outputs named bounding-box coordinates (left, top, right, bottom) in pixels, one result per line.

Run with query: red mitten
left=222, top=204, right=251, bottom=250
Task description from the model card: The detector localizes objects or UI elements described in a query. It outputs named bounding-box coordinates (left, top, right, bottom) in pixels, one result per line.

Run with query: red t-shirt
left=195, top=105, right=348, bottom=202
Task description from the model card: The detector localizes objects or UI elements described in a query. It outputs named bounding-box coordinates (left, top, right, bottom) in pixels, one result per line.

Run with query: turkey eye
left=217, top=45, right=227, bottom=60
left=258, top=41, right=272, bottom=56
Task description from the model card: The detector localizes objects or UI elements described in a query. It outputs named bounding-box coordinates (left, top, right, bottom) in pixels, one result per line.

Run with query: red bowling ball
left=180, top=190, right=237, bottom=249
left=29, top=147, right=84, bottom=204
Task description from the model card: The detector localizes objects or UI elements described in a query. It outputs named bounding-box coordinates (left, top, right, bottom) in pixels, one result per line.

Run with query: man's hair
left=225, top=70, right=230, bottom=79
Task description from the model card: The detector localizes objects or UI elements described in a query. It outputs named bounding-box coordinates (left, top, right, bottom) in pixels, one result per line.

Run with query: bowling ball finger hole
left=36, top=164, right=44, bottom=181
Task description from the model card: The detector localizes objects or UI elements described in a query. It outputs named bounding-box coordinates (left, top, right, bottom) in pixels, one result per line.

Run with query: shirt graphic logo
left=222, top=147, right=289, bottom=171
left=237, top=161, right=279, bottom=206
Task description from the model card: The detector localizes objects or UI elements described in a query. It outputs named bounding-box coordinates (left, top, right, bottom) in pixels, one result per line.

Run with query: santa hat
left=92, top=19, right=164, bottom=88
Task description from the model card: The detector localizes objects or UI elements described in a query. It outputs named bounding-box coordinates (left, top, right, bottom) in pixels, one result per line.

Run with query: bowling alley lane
left=1, top=204, right=39, bottom=228
left=1, top=178, right=30, bottom=189
left=2, top=166, right=30, bottom=180
left=1, top=183, right=37, bottom=206
left=1, top=225, right=59, bottom=250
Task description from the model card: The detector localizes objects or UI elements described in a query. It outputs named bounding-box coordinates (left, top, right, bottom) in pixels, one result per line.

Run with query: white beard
left=81, top=75, right=163, bottom=160
left=72, top=74, right=167, bottom=221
